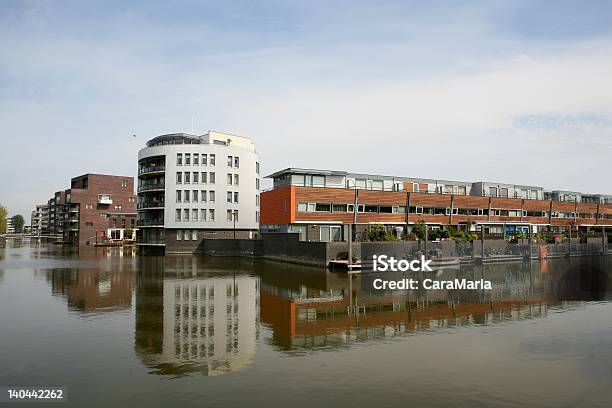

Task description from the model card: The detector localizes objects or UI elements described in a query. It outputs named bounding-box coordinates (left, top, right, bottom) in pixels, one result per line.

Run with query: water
left=1, top=242, right=611, bottom=407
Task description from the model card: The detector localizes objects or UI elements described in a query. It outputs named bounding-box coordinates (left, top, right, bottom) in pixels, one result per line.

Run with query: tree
left=412, top=220, right=426, bottom=241
left=11, top=214, right=24, bottom=233
left=0, top=204, right=6, bottom=234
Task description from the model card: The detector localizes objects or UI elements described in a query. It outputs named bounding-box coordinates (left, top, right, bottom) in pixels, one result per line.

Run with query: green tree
left=11, top=214, right=24, bottom=233
left=0, top=204, right=6, bottom=234
left=412, top=220, right=426, bottom=241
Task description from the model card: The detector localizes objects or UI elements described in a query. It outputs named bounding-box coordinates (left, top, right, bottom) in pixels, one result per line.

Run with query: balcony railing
left=138, top=202, right=165, bottom=209
left=138, top=165, right=166, bottom=175
left=138, top=183, right=165, bottom=193
left=137, top=219, right=165, bottom=227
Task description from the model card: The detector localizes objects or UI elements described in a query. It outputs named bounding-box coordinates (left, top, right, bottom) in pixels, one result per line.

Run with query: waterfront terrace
left=260, top=168, right=612, bottom=242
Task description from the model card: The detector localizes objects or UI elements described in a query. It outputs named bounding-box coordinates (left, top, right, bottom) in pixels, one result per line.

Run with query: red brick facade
left=261, top=186, right=612, bottom=229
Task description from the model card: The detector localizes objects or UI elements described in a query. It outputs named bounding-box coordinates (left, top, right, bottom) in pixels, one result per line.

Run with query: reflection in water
left=135, top=257, right=259, bottom=377
left=47, top=247, right=136, bottom=312
left=259, top=257, right=611, bottom=352
left=1, top=243, right=612, bottom=407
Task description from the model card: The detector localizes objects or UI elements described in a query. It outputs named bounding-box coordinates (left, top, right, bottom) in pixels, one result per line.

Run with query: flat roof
left=265, top=167, right=539, bottom=189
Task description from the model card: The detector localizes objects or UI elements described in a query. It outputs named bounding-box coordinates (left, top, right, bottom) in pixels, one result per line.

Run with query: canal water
left=0, top=242, right=611, bottom=407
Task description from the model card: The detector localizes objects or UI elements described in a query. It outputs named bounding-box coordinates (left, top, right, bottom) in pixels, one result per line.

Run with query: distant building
left=31, top=204, right=48, bottom=235
left=137, top=131, right=260, bottom=254
left=6, top=217, right=14, bottom=234
left=44, top=174, right=137, bottom=245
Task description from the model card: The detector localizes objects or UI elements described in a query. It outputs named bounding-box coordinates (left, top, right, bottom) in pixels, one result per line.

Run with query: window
left=209, top=191, right=215, bottom=202
left=227, top=156, right=233, bottom=166
left=185, top=153, right=191, bottom=165
left=227, top=173, right=233, bottom=185
left=201, top=190, right=207, bottom=202
left=183, top=209, right=189, bottom=221
left=193, top=190, right=198, bottom=202
left=379, top=206, right=393, bottom=213
left=488, top=187, right=497, bottom=197
left=412, top=182, right=419, bottom=192
left=177, top=154, right=182, bottom=166
left=115, top=204, right=122, bottom=210
left=209, top=209, right=215, bottom=221
left=355, top=179, right=367, bottom=189
left=176, top=190, right=182, bottom=202
left=176, top=172, right=182, bottom=184
left=192, top=230, right=197, bottom=240
left=85, top=204, right=94, bottom=210
left=307, top=203, right=316, bottom=212
left=499, top=188, right=509, bottom=198
left=234, top=157, right=239, bottom=168
left=184, top=172, right=190, bottom=184
left=202, top=154, right=207, bottom=166
left=210, top=172, right=216, bottom=184
left=210, top=154, right=216, bottom=166
left=199, top=172, right=206, bottom=184
left=256, top=162, right=260, bottom=174
left=201, top=209, right=207, bottom=221
left=320, top=226, right=342, bottom=242
left=227, top=209, right=233, bottom=221
left=332, top=204, right=346, bottom=212
left=256, top=211, right=259, bottom=222
left=256, top=178, right=260, bottom=190
left=372, top=180, right=383, bottom=191
left=128, top=197, right=136, bottom=203
left=193, top=154, right=199, bottom=165
left=177, top=230, right=182, bottom=240
left=193, top=172, right=199, bottom=183
left=234, top=174, right=239, bottom=185
left=121, top=179, right=128, bottom=187
left=176, top=209, right=181, bottom=221
left=256, top=194, right=259, bottom=207
left=298, top=203, right=307, bottom=212
left=192, top=209, right=198, bottom=221
left=234, top=192, right=239, bottom=203
left=234, top=210, right=239, bottom=221
left=315, top=203, right=331, bottom=212
left=227, top=192, right=232, bottom=203
left=364, top=205, right=378, bottom=213
left=184, top=190, right=190, bottom=202
left=312, top=175, right=325, bottom=187
left=392, top=206, right=406, bottom=214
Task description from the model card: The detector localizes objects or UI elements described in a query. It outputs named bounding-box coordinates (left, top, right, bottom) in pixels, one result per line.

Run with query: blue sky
left=1, top=0, right=612, bottom=217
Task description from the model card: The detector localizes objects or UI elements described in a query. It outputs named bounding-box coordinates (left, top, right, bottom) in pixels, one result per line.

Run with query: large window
left=312, top=175, right=325, bottom=187
left=315, top=203, right=331, bottom=212
left=320, top=226, right=342, bottom=242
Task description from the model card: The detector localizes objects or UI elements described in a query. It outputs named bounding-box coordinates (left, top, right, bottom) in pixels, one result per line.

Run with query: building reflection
left=258, top=261, right=554, bottom=351
left=135, top=256, right=259, bottom=377
left=48, top=247, right=136, bottom=312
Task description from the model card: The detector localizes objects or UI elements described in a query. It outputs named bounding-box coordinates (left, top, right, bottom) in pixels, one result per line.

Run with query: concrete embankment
left=197, top=233, right=611, bottom=268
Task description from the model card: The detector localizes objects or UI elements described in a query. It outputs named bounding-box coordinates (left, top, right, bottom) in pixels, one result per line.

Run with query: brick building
left=260, top=168, right=612, bottom=242
left=44, top=174, right=137, bottom=245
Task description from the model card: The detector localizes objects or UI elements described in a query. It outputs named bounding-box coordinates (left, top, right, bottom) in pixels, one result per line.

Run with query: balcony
left=138, top=183, right=165, bottom=193
left=138, top=165, right=165, bottom=175
left=138, top=201, right=165, bottom=210
left=137, top=219, right=165, bottom=227
left=98, top=194, right=113, bottom=205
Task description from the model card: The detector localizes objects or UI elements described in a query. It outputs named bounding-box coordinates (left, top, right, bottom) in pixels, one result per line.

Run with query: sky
left=1, top=0, right=612, bottom=218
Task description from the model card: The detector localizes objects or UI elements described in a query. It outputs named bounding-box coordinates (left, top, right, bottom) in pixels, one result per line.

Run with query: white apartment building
left=137, top=131, right=260, bottom=254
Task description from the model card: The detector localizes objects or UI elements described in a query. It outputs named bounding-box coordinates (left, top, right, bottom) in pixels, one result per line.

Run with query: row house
left=260, top=168, right=612, bottom=242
